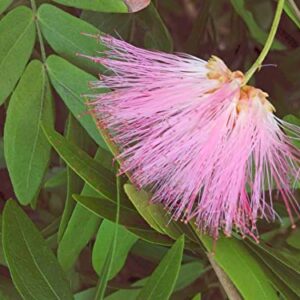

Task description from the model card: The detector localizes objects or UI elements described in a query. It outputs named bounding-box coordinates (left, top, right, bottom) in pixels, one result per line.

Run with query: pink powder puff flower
left=82, top=35, right=300, bottom=240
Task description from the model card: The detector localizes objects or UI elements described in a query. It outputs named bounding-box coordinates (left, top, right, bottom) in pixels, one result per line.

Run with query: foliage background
left=0, top=0, right=300, bottom=299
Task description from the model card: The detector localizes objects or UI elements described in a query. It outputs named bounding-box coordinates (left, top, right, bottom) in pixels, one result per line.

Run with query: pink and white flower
left=82, top=35, right=300, bottom=239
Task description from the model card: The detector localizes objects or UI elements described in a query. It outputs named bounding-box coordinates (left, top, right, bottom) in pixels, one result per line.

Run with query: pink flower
left=82, top=35, right=300, bottom=240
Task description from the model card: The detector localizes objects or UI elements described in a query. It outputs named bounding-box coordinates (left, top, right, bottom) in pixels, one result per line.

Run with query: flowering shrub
left=0, top=0, right=299, bottom=299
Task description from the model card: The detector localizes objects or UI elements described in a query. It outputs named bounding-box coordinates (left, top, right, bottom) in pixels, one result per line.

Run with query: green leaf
left=174, top=261, right=205, bottom=291
left=252, top=242, right=300, bottom=275
left=57, top=150, right=103, bottom=271
left=284, top=0, right=300, bottom=29
left=283, top=114, right=300, bottom=126
left=58, top=199, right=100, bottom=272
left=44, top=168, right=67, bottom=189
left=125, top=185, right=199, bottom=246
left=46, top=55, right=107, bottom=149
left=57, top=166, right=78, bottom=240
left=2, top=200, right=73, bottom=299
left=57, top=203, right=100, bottom=271
left=57, top=116, right=91, bottom=241
left=81, top=3, right=172, bottom=52
left=105, top=280, right=143, bottom=300
left=42, top=218, right=61, bottom=240
left=135, top=3, right=173, bottom=52
left=52, top=0, right=127, bottom=12
left=128, top=228, right=173, bottom=246
left=191, top=293, right=201, bottom=300
left=283, top=114, right=300, bottom=149
left=244, top=244, right=299, bottom=300
left=73, top=194, right=147, bottom=229
left=92, top=220, right=137, bottom=279
left=73, top=195, right=173, bottom=246
left=38, top=4, right=104, bottom=74
left=80, top=11, right=133, bottom=40
left=94, top=176, right=121, bottom=300
left=196, top=233, right=278, bottom=300
left=124, top=184, right=182, bottom=239
left=41, top=123, right=115, bottom=201
left=74, top=288, right=95, bottom=300
left=104, top=260, right=203, bottom=300
left=268, top=270, right=299, bottom=300
left=51, top=0, right=150, bottom=13
left=287, top=228, right=300, bottom=249
left=132, top=240, right=173, bottom=262
left=245, top=241, right=300, bottom=296
left=230, top=0, right=284, bottom=50
left=4, top=60, right=54, bottom=205
left=0, top=0, right=12, bottom=14
left=0, top=6, right=36, bottom=105
left=137, top=235, right=184, bottom=300
left=124, top=185, right=164, bottom=234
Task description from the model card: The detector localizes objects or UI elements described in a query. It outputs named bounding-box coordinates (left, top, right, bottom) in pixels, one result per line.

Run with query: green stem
left=243, top=0, right=285, bottom=85
left=30, top=0, right=47, bottom=63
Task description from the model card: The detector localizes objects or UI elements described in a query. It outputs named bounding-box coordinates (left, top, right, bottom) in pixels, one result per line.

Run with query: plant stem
left=30, top=0, right=47, bottom=63
left=243, top=0, right=285, bottom=85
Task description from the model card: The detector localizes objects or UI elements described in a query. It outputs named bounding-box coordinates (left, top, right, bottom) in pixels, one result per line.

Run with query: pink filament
left=83, top=35, right=300, bottom=239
